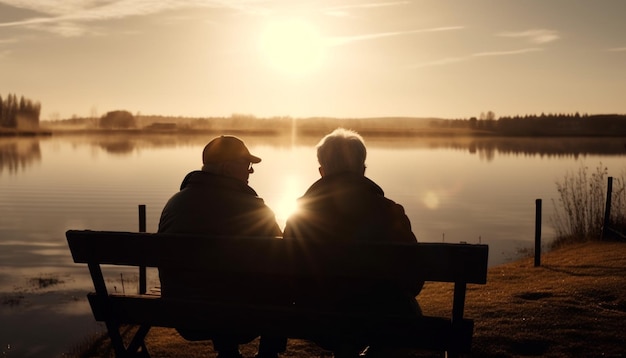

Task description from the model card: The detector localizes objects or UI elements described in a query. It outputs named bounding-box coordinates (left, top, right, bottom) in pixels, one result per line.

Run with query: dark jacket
left=159, top=170, right=281, bottom=237
left=283, top=173, right=416, bottom=244
left=158, top=170, right=282, bottom=299
left=283, top=173, right=422, bottom=314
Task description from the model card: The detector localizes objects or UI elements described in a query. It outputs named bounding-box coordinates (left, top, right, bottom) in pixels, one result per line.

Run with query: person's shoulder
left=362, top=176, right=386, bottom=195
left=179, top=170, right=210, bottom=190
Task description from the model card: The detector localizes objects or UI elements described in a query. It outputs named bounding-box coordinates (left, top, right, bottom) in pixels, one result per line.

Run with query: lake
left=1, top=132, right=625, bottom=357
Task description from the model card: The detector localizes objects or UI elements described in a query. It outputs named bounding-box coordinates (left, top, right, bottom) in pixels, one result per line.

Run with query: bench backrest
left=66, top=230, right=488, bottom=284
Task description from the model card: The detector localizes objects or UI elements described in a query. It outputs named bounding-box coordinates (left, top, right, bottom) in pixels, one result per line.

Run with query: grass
left=551, top=162, right=626, bottom=247
left=463, top=240, right=626, bottom=357
left=71, top=240, right=626, bottom=358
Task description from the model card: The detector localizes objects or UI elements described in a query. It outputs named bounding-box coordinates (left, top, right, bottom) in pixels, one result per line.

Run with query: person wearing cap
left=283, top=128, right=423, bottom=358
left=158, top=135, right=285, bottom=358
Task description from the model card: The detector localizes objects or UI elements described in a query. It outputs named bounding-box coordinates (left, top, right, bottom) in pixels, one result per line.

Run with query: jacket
left=283, top=173, right=422, bottom=312
left=283, top=173, right=416, bottom=244
left=158, top=170, right=282, bottom=300
left=159, top=170, right=281, bottom=237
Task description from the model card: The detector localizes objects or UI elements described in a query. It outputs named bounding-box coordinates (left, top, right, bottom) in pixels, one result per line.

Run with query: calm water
left=1, top=133, right=625, bottom=357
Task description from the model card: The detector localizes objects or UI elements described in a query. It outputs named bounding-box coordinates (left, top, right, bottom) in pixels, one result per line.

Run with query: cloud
left=498, top=29, right=560, bottom=44
left=325, top=1, right=411, bottom=11
left=607, top=47, right=626, bottom=52
left=410, top=48, right=543, bottom=68
left=473, top=48, right=543, bottom=57
left=322, top=1, right=411, bottom=18
left=409, top=56, right=466, bottom=68
left=0, top=0, right=265, bottom=36
left=0, top=38, right=19, bottom=45
left=30, top=21, right=94, bottom=37
left=327, top=26, right=464, bottom=46
left=1, top=1, right=191, bottom=23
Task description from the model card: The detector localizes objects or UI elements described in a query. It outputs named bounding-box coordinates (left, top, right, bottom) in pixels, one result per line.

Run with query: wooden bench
left=66, top=230, right=489, bottom=357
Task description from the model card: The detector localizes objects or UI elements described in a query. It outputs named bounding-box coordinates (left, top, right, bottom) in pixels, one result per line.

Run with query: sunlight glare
left=422, top=190, right=441, bottom=210
left=273, top=175, right=302, bottom=229
left=259, top=18, right=326, bottom=77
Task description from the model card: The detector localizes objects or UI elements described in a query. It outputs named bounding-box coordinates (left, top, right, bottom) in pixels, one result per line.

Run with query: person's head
left=316, top=128, right=366, bottom=177
left=201, top=135, right=261, bottom=183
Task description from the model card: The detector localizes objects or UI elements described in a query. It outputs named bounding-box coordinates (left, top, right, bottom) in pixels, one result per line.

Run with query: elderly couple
left=158, top=128, right=422, bottom=358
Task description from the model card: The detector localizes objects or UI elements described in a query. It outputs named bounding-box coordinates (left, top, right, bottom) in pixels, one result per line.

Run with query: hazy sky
left=1, top=0, right=625, bottom=120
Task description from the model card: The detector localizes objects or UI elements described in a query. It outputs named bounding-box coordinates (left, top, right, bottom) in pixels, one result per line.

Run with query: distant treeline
left=46, top=113, right=443, bottom=135
left=44, top=111, right=626, bottom=137
left=437, top=113, right=626, bottom=136
left=497, top=113, right=626, bottom=136
left=0, top=93, right=41, bottom=129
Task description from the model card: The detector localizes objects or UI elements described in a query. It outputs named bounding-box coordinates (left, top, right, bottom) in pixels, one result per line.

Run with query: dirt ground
left=74, top=240, right=626, bottom=358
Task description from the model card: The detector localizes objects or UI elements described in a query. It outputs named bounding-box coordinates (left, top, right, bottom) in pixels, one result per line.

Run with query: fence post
left=535, top=199, right=542, bottom=267
left=138, top=204, right=147, bottom=294
left=601, top=177, right=613, bottom=240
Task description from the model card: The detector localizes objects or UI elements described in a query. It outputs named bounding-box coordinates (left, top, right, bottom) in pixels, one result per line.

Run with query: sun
left=259, top=18, right=326, bottom=77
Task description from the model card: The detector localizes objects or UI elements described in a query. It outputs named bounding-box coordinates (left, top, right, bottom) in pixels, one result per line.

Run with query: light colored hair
left=316, top=128, right=366, bottom=176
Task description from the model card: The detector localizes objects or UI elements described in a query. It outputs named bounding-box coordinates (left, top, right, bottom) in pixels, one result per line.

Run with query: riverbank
left=73, top=240, right=626, bottom=357
left=0, top=128, right=52, bottom=136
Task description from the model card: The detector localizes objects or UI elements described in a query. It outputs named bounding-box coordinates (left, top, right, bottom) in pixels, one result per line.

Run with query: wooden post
left=535, top=199, right=542, bottom=267
left=601, top=177, right=613, bottom=240
left=138, top=204, right=147, bottom=294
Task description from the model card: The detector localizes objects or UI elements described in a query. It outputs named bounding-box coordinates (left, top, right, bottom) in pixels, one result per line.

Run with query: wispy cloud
left=327, top=1, right=411, bottom=10
left=325, top=1, right=410, bottom=11
left=498, top=29, right=560, bottom=44
left=327, top=26, right=464, bottom=46
left=607, top=47, right=626, bottom=52
left=324, top=1, right=410, bottom=17
left=473, top=48, right=543, bottom=57
left=410, top=47, right=543, bottom=68
left=0, top=0, right=265, bottom=36
left=0, top=38, right=19, bottom=45
left=410, top=56, right=466, bottom=68
left=0, top=1, right=202, bottom=23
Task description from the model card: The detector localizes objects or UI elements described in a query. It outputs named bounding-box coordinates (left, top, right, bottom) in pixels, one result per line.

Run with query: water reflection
left=1, top=135, right=624, bottom=168
left=0, top=138, right=41, bottom=173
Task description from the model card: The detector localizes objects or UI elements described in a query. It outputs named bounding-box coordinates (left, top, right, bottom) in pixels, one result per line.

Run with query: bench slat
left=66, top=230, right=488, bottom=284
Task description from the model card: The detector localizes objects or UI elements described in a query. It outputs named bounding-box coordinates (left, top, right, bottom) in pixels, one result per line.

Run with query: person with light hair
left=284, top=128, right=422, bottom=357
left=315, top=128, right=367, bottom=177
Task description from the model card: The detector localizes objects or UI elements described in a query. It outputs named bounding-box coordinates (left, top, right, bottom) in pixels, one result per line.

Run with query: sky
left=1, top=0, right=625, bottom=121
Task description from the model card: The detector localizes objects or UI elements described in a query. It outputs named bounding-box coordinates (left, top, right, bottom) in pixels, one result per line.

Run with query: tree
left=468, top=117, right=477, bottom=129
left=99, top=110, right=137, bottom=129
left=1, top=93, right=40, bottom=128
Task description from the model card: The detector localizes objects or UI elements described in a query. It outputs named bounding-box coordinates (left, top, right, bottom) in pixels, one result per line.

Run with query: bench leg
left=126, top=325, right=152, bottom=356
left=445, top=350, right=461, bottom=358
left=106, top=322, right=152, bottom=358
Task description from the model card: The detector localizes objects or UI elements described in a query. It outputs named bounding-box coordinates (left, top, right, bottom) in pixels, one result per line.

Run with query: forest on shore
left=43, top=111, right=626, bottom=138
left=3, top=93, right=626, bottom=137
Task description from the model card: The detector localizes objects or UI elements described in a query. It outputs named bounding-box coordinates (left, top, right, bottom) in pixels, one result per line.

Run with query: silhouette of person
left=283, top=128, right=423, bottom=357
left=158, top=135, right=286, bottom=358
